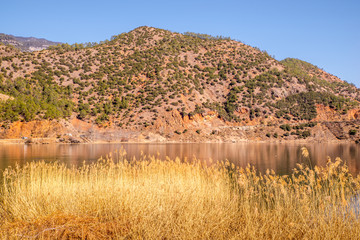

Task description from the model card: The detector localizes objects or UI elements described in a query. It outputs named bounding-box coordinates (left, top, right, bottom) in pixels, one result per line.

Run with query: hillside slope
left=0, top=26, right=359, bottom=142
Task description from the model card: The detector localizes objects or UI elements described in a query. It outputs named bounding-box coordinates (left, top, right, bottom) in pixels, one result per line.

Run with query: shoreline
left=0, top=137, right=355, bottom=145
left=1, top=119, right=359, bottom=145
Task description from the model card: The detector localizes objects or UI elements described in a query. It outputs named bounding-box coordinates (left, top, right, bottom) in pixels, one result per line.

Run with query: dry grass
left=1, top=150, right=360, bottom=239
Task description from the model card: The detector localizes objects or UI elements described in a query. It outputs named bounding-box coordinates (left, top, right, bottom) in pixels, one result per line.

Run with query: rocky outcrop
left=0, top=116, right=359, bottom=143
left=313, top=104, right=342, bottom=122
left=0, top=120, right=65, bottom=139
left=323, top=122, right=347, bottom=140
left=348, top=109, right=360, bottom=120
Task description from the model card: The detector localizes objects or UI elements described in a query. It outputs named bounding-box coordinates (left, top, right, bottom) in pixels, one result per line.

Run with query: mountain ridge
left=0, top=33, right=61, bottom=52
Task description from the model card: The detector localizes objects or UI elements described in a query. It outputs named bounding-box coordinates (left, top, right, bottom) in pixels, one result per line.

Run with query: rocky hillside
left=0, top=26, right=359, bottom=142
left=0, top=33, right=61, bottom=52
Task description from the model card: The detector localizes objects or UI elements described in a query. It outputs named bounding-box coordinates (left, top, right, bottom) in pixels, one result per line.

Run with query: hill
left=0, top=26, right=359, bottom=143
left=0, top=33, right=61, bottom=52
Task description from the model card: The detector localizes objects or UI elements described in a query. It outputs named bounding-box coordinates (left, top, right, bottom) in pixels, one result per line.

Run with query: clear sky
left=1, top=0, right=359, bottom=86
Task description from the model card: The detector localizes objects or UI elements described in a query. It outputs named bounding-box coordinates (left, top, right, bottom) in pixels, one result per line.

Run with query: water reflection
left=0, top=143, right=359, bottom=175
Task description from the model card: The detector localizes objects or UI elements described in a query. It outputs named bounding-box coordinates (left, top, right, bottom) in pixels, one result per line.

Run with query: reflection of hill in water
left=0, top=143, right=359, bottom=175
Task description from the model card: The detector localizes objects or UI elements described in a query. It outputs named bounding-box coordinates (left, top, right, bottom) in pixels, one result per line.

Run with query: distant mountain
left=0, top=33, right=61, bottom=52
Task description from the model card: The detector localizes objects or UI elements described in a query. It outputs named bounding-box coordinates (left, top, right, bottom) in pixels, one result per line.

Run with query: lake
left=0, top=143, right=359, bottom=175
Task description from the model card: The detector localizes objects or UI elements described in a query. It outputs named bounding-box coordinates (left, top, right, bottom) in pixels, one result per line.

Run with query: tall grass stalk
left=0, top=151, right=360, bottom=239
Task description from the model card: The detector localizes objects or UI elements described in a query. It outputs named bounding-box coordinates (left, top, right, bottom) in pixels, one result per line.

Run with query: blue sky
left=1, top=0, right=359, bottom=86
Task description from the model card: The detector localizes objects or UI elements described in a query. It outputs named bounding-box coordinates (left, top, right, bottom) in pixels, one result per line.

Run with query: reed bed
left=0, top=150, right=360, bottom=239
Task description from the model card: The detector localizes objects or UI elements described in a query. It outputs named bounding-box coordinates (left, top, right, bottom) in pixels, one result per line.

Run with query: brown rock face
left=313, top=104, right=341, bottom=122
left=235, top=107, right=249, bottom=115
left=0, top=120, right=65, bottom=139
left=348, top=109, right=360, bottom=120
left=71, top=118, right=97, bottom=132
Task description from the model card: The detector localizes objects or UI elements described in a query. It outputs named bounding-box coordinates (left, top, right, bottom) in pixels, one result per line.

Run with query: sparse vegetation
left=274, top=91, right=357, bottom=121
left=0, top=26, right=359, bottom=132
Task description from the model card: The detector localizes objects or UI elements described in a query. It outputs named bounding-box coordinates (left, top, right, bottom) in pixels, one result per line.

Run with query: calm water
left=0, top=143, right=359, bottom=175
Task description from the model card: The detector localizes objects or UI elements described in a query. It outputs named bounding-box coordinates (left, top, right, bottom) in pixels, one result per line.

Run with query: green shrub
left=349, top=129, right=357, bottom=135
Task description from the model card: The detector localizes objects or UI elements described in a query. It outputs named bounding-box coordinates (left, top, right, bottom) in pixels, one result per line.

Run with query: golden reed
left=1, top=150, right=360, bottom=239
